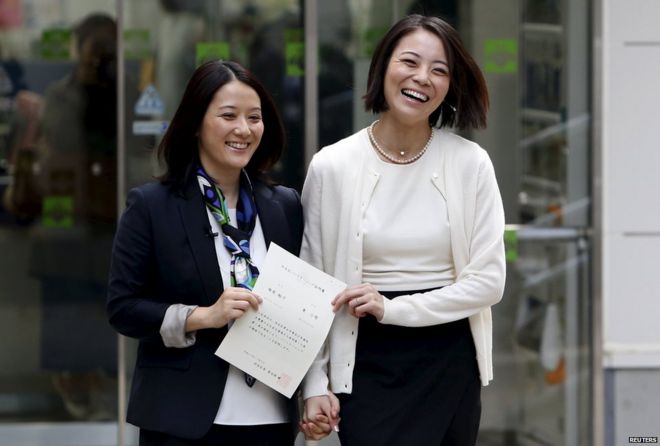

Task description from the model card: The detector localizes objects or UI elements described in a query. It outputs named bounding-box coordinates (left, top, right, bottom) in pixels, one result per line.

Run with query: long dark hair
left=157, top=60, right=285, bottom=190
left=363, top=14, right=489, bottom=130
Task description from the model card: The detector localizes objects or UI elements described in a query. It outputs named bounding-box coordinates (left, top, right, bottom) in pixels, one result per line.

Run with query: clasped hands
left=300, top=392, right=340, bottom=440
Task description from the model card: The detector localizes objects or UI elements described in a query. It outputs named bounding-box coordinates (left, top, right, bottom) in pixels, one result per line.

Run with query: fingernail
left=333, top=425, right=340, bottom=432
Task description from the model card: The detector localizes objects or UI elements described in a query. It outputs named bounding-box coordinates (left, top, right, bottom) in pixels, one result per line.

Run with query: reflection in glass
left=0, top=7, right=120, bottom=422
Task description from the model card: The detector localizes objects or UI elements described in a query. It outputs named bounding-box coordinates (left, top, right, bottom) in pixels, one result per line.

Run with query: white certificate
left=215, top=242, right=345, bottom=398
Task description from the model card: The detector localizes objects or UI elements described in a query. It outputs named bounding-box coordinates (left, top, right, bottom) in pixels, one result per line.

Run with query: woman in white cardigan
left=299, top=15, right=506, bottom=446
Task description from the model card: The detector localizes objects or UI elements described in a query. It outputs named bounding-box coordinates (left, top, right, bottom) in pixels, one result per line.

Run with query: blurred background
left=0, top=1, right=657, bottom=445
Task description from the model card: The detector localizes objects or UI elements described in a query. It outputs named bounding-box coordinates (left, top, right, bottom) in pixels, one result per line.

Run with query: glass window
left=122, top=0, right=305, bottom=190
left=0, top=0, right=119, bottom=426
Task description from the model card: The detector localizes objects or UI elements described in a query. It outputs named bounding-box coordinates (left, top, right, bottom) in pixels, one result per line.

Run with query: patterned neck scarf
left=196, top=165, right=259, bottom=387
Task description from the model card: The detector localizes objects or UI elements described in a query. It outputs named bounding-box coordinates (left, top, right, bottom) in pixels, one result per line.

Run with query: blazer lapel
left=253, top=182, right=289, bottom=251
left=177, top=178, right=223, bottom=306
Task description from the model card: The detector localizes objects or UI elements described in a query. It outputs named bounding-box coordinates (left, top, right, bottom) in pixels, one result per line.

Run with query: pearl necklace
left=367, top=120, right=433, bottom=165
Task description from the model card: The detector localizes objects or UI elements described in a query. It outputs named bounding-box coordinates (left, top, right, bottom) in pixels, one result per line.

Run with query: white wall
left=600, top=0, right=660, bottom=444
left=601, top=0, right=660, bottom=368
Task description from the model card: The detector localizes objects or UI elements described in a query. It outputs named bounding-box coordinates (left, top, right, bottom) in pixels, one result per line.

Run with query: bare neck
left=376, top=114, right=431, bottom=152
left=214, top=175, right=240, bottom=209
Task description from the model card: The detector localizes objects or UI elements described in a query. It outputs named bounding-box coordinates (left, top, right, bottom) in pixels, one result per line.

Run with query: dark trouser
left=139, top=423, right=295, bottom=446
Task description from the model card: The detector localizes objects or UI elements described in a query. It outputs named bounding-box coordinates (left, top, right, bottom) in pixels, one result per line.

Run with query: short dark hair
left=74, top=14, right=117, bottom=85
left=364, top=14, right=489, bottom=130
left=158, top=60, right=285, bottom=189
left=74, top=13, right=117, bottom=53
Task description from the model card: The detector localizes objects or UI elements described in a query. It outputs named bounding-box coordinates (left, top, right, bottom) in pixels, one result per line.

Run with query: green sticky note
left=504, top=228, right=518, bottom=262
left=124, top=29, right=151, bottom=60
left=484, top=39, right=518, bottom=74
left=40, top=29, right=71, bottom=60
left=195, top=42, right=230, bottom=67
left=42, top=195, right=74, bottom=228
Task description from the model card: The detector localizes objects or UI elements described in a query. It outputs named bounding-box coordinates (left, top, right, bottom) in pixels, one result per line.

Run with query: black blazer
left=107, top=176, right=303, bottom=439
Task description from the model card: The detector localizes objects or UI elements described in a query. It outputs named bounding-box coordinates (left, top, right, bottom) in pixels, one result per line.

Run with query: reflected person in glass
left=15, top=13, right=122, bottom=421
left=300, top=14, right=506, bottom=446
left=107, top=60, right=309, bottom=446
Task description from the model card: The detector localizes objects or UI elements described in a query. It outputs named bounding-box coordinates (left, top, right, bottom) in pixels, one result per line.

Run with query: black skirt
left=337, top=289, right=481, bottom=446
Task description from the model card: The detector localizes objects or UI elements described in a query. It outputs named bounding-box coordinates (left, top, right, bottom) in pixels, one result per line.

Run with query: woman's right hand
left=186, top=287, right=262, bottom=331
left=332, top=283, right=385, bottom=320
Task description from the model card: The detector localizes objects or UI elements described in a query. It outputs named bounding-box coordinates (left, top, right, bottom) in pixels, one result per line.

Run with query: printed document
left=215, top=243, right=345, bottom=397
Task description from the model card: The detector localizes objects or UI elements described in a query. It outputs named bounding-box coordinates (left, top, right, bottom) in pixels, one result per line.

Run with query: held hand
left=300, top=393, right=341, bottom=440
left=206, top=287, right=262, bottom=328
left=332, top=283, right=384, bottom=321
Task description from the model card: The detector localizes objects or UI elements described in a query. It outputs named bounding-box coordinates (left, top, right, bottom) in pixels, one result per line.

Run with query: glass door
left=0, top=1, right=120, bottom=443
left=475, top=0, right=593, bottom=445
left=120, top=0, right=306, bottom=192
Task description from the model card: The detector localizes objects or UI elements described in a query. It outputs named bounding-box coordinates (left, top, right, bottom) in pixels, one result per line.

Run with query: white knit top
left=362, top=143, right=455, bottom=291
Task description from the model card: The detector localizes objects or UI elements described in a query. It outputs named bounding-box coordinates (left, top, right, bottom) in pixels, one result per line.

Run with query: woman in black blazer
left=107, top=60, right=304, bottom=446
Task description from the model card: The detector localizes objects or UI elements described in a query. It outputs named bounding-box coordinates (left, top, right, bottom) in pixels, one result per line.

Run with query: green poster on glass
left=364, top=27, right=387, bottom=58
left=42, top=195, right=74, bottom=228
left=504, top=228, right=519, bottom=263
left=285, top=28, right=304, bottom=77
left=484, top=39, right=518, bottom=74
left=124, top=29, right=151, bottom=60
left=195, top=42, right=230, bottom=67
left=40, top=29, right=71, bottom=60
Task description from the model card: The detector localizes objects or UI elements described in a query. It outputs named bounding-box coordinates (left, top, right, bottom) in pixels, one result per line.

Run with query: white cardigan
left=301, top=127, right=506, bottom=399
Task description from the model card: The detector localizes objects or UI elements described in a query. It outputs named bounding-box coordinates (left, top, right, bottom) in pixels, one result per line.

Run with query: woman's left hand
left=332, top=283, right=384, bottom=321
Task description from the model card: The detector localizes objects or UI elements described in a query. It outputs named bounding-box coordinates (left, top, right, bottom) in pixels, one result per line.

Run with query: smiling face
left=197, top=79, right=264, bottom=181
left=382, top=28, right=450, bottom=126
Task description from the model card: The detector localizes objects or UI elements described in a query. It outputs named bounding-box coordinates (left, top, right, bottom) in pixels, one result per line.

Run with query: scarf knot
left=196, top=166, right=260, bottom=289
